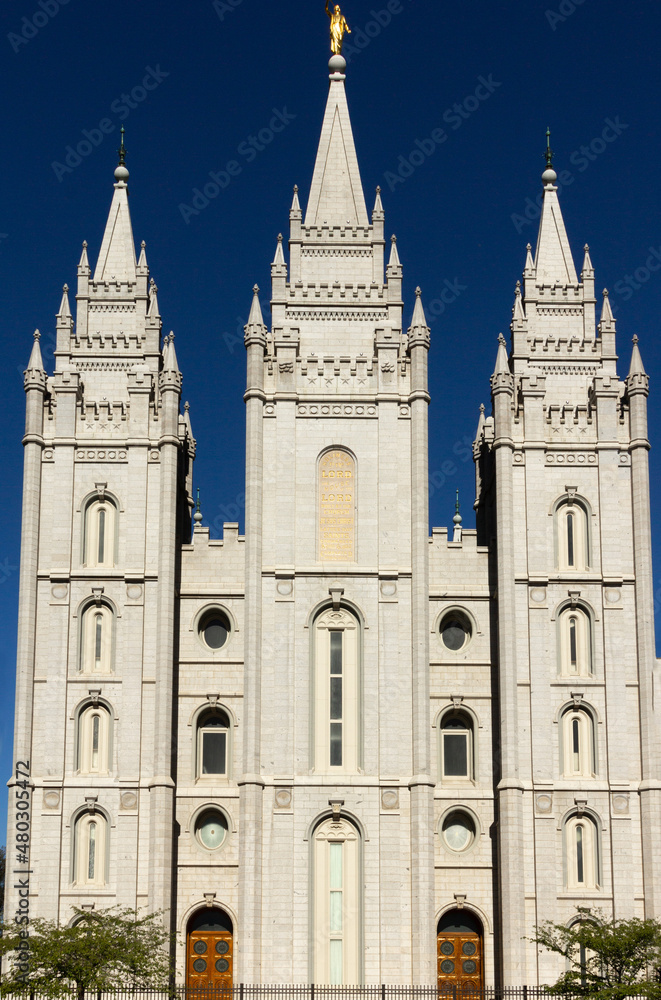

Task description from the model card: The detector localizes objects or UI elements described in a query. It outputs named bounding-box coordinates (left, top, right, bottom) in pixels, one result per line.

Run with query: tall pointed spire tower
left=237, top=50, right=434, bottom=985
left=473, top=133, right=661, bottom=983
left=6, top=141, right=196, bottom=939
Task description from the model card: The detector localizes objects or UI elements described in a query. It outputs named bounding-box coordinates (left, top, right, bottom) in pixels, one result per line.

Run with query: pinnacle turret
left=388, top=235, right=401, bottom=271
left=493, top=333, right=509, bottom=375
left=26, top=330, right=45, bottom=373
left=272, top=234, right=286, bottom=267
left=628, top=334, right=647, bottom=378
left=599, top=288, right=616, bottom=330
left=408, top=287, right=430, bottom=344
left=57, top=283, right=71, bottom=319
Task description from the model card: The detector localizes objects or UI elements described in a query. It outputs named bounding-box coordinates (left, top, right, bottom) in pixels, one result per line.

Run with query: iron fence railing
left=0, top=988, right=578, bottom=1000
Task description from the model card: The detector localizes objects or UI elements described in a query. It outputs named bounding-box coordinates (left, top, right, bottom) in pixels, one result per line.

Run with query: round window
left=442, top=810, right=476, bottom=853
left=440, top=611, right=472, bottom=651
left=199, top=612, right=230, bottom=650
left=195, top=809, right=228, bottom=850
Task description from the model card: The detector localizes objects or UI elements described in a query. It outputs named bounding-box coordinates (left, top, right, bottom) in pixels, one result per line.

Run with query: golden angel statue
left=326, top=0, right=351, bottom=55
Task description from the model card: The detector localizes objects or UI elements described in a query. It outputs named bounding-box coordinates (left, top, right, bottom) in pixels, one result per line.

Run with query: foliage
left=532, top=909, right=661, bottom=999
left=0, top=906, right=175, bottom=998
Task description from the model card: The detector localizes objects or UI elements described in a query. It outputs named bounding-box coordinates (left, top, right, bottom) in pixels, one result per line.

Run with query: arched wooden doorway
left=186, top=908, right=233, bottom=990
left=437, top=909, right=483, bottom=995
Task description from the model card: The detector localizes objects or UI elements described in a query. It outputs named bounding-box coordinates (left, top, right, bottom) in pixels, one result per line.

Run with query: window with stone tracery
left=559, top=607, right=593, bottom=677
left=313, top=607, right=360, bottom=773
left=79, top=602, right=114, bottom=674
left=564, top=813, right=600, bottom=890
left=83, top=497, right=117, bottom=568
left=73, top=811, right=108, bottom=886
left=556, top=498, right=590, bottom=572
left=560, top=706, right=595, bottom=778
left=313, top=816, right=361, bottom=985
left=77, top=704, right=111, bottom=775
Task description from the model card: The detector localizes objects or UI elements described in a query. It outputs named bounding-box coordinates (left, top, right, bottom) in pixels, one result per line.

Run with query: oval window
left=442, top=810, right=476, bottom=853
left=439, top=611, right=472, bottom=651
left=199, top=611, right=230, bottom=650
left=195, top=810, right=228, bottom=850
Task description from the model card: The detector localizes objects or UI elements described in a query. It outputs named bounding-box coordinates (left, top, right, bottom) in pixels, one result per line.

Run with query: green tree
left=532, top=909, right=661, bottom=999
left=0, top=906, right=175, bottom=999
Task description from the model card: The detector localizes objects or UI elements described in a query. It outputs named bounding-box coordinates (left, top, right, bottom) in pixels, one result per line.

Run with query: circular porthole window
left=198, top=610, right=230, bottom=651
left=195, top=809, right=228, bottom=850
left=441, top=810, right=476, bottom=853
left=439, top=611, right=472, bottom=652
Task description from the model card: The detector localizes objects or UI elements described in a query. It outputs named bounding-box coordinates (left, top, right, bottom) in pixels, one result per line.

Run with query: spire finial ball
left=542, top=166, right=557, bottom=185
left=329, top=54, right=346, bottom=75
left=114, top=164, right=129, bottom=183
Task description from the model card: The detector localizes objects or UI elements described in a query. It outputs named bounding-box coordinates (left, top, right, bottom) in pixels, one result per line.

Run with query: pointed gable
left=534, top=185, right=578, bottom=285
left=305, top=72, right=368, bottom=228
left=94, top=181, right=137, bottom=282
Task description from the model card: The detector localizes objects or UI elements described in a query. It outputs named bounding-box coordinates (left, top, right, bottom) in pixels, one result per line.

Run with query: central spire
left=305, top=55, right=368, bottom=228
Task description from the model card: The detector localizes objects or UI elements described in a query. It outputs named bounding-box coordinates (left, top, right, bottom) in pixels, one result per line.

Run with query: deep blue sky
left=2, top=0, right=661, bottom=842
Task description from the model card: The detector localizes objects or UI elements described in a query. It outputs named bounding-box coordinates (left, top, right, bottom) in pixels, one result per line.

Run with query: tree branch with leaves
left=0, top=906, right=175, bottom=999
left=531, top=910, right=661, bottom=999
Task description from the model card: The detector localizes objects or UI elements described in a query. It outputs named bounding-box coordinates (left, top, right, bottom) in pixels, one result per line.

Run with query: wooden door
left=187, top=925, right=233, bottom=991
left=437, top=929, right=482, bottom=995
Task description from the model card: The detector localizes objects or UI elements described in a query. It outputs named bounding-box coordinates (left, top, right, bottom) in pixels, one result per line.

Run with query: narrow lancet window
left=88, top=822, right=97, bottom=881
left=97, top=509, right=106, bottom=564
left=576, top=824, right=584, bottom=883
left=329, top=631, right=343, bottom=767
left=567, top=512, right=575, bottom=567
left=569, top=617, right=578, bottom=671
left=314, top=608, right=359, bottom=773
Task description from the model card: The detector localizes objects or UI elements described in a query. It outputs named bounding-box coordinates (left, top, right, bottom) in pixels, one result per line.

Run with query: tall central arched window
left=73, top=811, right=108, bottom=886
left=559, top=607, right=593, bottom=677
left=313, top=608, right=360, bottom=773
left=79, top=602, right=114, bottom=674
left=83, top=497, right=117, bottom=568
left=556, top=498, right=590, bottom=571
left=313, top=816, right=362, bottom=984
left=77, top=704, right=111, bottom=775
left=560, top=706, right=596, bottom=778
left=565, top=813, right=600, bottom=890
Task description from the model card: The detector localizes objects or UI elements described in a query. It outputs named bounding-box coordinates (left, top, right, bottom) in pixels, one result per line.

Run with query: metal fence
left=2, top=988, right=569, bottom=1000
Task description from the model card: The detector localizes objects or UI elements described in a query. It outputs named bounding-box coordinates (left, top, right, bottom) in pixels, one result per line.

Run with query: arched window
left=73, top=811, right=108, bottom=886
left=77, top=704, right=111, bottom=775
left=439, top=710, right=474, bottom=781
left=565, top=813, right=600, bottom=890
left=560, top=707, right=595, bottom=778
left=83, top=497, right=117, bottom=568
left=559, top=607, right=593, bottom=677
left=196, top=708, right=231, bottom=779
left=556, top=499, right=590, bottom=571
left=313, top=607, right=360, bottom=773
left=313, top=816, right=362, bottom=985
left=79, top=602, right=114, bottom=674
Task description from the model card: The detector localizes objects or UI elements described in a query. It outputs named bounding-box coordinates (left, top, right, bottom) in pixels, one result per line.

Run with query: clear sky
left=1, top=0, right=660, bottom=844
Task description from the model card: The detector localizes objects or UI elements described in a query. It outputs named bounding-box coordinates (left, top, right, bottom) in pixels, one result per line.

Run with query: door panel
left=437, top=930, right=482, bottom=994
left=187, top=927, right=233, bottom=990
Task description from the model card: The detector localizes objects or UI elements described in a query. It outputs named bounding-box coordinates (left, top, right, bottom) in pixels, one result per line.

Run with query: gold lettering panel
left=318, top=450, right=355, bottom=562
